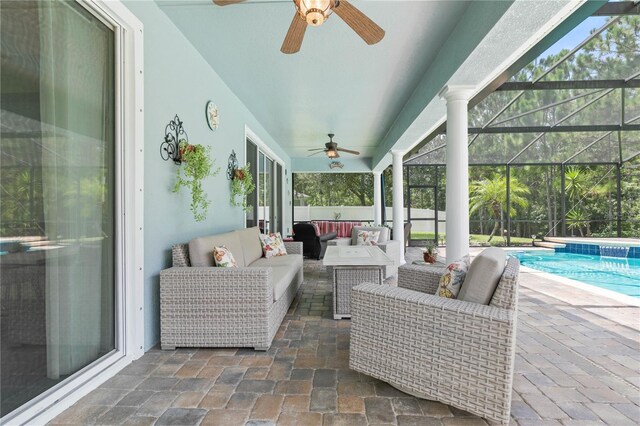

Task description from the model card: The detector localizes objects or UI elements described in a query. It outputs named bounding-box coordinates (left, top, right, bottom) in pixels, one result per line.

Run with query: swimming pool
left=510, top=250, right=640, bottom=297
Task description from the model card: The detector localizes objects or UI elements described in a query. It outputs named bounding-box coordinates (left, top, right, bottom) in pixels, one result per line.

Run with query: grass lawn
left=411, top=232, right=532, bottom=247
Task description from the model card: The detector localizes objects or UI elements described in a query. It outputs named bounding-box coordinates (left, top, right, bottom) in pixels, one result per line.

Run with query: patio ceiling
left=156, top=0, right=598, bottom=171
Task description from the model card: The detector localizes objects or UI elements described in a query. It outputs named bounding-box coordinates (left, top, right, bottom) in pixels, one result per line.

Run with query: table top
left=322, top=245, right=394, bottom=267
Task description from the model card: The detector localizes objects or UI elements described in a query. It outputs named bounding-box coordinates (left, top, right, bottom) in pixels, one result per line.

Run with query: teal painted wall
left=123, top=1, right=291, bottom=350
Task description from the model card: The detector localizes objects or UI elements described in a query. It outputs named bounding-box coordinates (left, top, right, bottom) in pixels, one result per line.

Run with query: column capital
left=372, top=170, right=382, bottom=176
left=390, top=149, right=405, bottom=159
left=438, top=85, right=475, bottom=102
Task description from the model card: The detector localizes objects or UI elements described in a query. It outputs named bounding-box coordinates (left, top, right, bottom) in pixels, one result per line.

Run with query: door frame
left=3, top=1, right=144, bottom=424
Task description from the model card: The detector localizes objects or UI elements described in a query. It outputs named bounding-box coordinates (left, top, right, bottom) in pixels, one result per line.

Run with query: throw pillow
left=212, top=246, right=237, bottom=268
left=356, top=230, right=380, bottom=246
left=436, top=256, right=470, bottom=299
left=260, top=232, right=288, bottom=258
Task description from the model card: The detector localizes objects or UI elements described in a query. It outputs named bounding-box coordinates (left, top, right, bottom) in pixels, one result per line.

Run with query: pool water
left=510, top=251, right=640, bottom=297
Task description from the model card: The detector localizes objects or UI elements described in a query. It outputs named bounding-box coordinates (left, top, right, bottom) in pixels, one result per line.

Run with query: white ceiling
left=156, top=0, right=470, bottom=160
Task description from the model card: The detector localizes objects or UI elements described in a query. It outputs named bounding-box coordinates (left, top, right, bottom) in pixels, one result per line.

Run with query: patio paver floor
left=50, top=249, right=640, bottom=425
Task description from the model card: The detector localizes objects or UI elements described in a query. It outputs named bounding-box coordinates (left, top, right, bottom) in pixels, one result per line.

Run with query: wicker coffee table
left=323, top=246, right=394, bottom=319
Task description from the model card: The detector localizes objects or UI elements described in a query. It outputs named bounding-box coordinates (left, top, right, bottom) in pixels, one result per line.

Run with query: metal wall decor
left=329, top=161, right=344, bottom=169
left=160, top=115, right=189, bottom=164
left=227, top=150, right=238, bottom=180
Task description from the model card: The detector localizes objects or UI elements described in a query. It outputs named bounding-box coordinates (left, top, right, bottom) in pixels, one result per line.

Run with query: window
left=246, top=138, right=283, bottom=234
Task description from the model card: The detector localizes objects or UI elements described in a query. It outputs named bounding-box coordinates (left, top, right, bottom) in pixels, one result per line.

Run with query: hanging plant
left=173, top=139, right=220, bottom=221
left=230, top=164, right=256, bottom=211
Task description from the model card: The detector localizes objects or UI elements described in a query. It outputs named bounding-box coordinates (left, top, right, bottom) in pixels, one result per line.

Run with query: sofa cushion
left=250, top=255, right=302, bottom=301
left=260, top=232, right=288, bottom=258
left=189, top=232, right=245, bottom=267
left=458, top=248, right=507, bottom=305
left=351, top=226, right=389, bottom=245
left=236, top=227, right=263, bottom=265
left=250, top=254, right=303, bottom=269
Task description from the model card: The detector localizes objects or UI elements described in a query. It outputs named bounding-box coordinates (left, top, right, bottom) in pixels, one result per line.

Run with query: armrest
left=352, top=283, right=513, bottom=324
left=327, top=238, right=351, bottom=246
left=160, top=266, right=273, bottom=303
left=319, top=231, right=338, bottom=242
left=284, top=241, right=303, bottom=255
left=397, top=263, right=446, bottom=294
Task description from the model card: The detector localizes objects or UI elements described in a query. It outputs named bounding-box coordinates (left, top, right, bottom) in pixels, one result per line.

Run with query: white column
left=440, top=85, right=474, bottom=264
left=391, top=150, right=405, bottom=264
left=373, top=171, right=382, bottom=225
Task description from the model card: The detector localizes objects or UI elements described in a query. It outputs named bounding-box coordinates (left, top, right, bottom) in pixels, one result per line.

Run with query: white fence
left=294, top=206, right=446, bottom=234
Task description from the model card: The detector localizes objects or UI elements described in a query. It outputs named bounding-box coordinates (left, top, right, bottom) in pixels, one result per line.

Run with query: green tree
left=469, top=175, right=530, bottom=242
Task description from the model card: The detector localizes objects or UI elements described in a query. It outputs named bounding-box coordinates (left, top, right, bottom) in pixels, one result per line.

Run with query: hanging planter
left=228, top=150, right=255, bottom=211
left=173, top=139, right=219, bottom=222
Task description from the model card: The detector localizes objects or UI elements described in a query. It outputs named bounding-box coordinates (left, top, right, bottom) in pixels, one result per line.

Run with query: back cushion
left=351, top=226, right=389, bottom=245
left=189, top=232, right=245, bottom=267
left=458, top=247, right=506, bottom=305
left=236, top=226, right=263, bottom=265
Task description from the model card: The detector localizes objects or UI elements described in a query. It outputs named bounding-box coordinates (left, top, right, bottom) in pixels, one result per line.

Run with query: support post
left=392, top=150, right=406, bottom=264
left=506, top=164, right=511, bottom=246
left=381, top=172, right=387, bottom=224
left=440, top=86, right=474, bottom=263
left=616, top=163, right=622, bottom=237
left=560, top=164, right=566, bottom=237
left=373, top=171, right=382, bottom=225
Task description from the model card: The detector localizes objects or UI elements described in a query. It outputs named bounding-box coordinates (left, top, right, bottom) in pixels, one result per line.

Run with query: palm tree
left=469, top=175, right=530, bottom=242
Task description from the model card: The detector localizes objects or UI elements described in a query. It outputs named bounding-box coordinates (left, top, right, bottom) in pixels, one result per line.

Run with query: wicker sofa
left=159, top=227, right=303, bottom=351
left=349, top=253, right=520, bottom=425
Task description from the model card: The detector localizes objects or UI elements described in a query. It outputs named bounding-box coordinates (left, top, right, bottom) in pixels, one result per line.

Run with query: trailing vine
left=173, top=140, right=220, bottom=221
left=230, top=164, right=256, bottom=211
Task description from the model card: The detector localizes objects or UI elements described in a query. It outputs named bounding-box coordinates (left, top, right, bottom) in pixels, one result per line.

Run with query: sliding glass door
left=246, top=139, right=283, bottom=234
left=1, top=0, right=116, bottom=416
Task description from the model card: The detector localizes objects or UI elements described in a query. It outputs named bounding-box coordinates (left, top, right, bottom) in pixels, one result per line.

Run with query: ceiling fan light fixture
left=295, top=0, right=334, bottom=27
left=327, top=149, right=339, bottom=158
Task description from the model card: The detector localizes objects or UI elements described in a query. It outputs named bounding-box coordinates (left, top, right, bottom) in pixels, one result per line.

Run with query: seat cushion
left=249, top=255, right=302, bottom=301
left=351, top=226, right=389, bottom=245
left=189, top=232, right=245, bottom=267
left=458, top=248, right=507, bottom=305
left=236, top=227, right=263, bottom=265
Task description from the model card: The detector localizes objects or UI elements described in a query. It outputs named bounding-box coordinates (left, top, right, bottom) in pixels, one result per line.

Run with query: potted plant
left=423, top=241, right=439, bottom=264
left=230, top=164, right=255, bottom=210
left=173, top=140, right=219, bottom=221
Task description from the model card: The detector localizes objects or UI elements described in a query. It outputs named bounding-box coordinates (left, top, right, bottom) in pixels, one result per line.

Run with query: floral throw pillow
left=260, top=232, right=288, bottom=258
left=436, top=256, right=470, bottom=299
left=356, top=230, right=380, bottom=246
left=213, top=246, right=237, bottom=268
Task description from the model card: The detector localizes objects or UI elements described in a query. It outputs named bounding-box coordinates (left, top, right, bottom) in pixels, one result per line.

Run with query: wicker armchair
left=349, top=257, right=520, bottom=425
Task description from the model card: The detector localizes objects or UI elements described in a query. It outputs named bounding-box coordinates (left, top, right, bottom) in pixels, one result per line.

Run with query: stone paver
left=50, top=251, right=640, bottom=425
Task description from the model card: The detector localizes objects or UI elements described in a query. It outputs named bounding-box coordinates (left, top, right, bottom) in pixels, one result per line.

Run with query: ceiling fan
left=308, top=134, right=360, bottom=158
left=212, top=0, right=385, bottom=54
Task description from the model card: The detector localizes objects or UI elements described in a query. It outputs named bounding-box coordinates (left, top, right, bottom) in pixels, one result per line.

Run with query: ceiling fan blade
left=308, top=150, right=326, bottom=157
left=281, top=13, right=307, bottom=54
left=212, top=0, right=247, bottom=5
left=333, top=0, right=384, bottom=45
left=308, top=148, right=325, bottom=151
left=336, top=147, right=360, bottom=155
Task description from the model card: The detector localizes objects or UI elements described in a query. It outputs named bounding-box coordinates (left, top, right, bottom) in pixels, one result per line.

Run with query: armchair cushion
left=355, top=230, right=380, bottom=246
left=458, top=247, right=506, bottom=305
left=213, top=246, right=238, bottom=268
left=351, top=226, right=389, bottom=244
left=436, top=256, right=470, bottom=299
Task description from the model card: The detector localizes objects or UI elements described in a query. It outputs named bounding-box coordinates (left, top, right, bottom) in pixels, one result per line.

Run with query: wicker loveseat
left=159, top=227, right=303, bottom=351
left=349, top=252, right=520, bottom=425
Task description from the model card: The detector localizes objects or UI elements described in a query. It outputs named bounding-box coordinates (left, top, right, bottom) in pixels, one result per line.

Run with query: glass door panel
left=0, top=0, right=116, bottom=416
left=245, top=140, right=258, bottom=228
